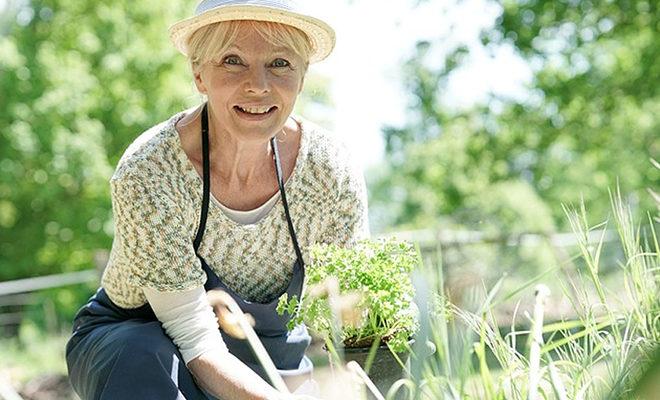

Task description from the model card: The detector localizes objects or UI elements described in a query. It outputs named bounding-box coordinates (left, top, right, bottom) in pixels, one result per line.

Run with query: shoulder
left=111, top=112, right=186, bottom=185
left=297, top=117, right=362, bottom=185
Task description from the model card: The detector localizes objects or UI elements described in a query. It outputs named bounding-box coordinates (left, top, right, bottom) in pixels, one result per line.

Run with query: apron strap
left=271, top=136, right=305, bottom=268
left=192, top=103, right=304, bottom=269
left=193, top=103, right=210, bottom=252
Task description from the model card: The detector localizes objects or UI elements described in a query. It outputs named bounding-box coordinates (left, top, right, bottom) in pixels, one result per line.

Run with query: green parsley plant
left=277, top=238, right=420, bottom=353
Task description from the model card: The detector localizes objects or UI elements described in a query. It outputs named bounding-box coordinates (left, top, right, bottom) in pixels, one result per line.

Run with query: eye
left=271, top=58, right=290, bottom=68
left=223, top=55, right=242, bottom=66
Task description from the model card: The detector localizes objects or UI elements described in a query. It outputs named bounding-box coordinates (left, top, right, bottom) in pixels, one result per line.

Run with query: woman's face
left=193, top=24, right=306, bottom=142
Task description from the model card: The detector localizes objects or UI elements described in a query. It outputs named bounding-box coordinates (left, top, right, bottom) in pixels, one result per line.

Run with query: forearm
left=188, top=348, right=284, bottom=400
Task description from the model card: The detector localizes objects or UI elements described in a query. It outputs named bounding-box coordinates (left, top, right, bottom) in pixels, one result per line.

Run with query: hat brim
left=169, top=5, right=336, bottom=64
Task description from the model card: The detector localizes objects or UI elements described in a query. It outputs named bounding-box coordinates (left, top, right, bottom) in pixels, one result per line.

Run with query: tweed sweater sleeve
left=109, top=173, right=206, bottom=291
left=318, top=142, right=370, bottom=247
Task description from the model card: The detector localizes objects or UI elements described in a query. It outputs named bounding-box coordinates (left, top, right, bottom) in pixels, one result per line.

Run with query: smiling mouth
left=234, top=105, right=277, bottom=115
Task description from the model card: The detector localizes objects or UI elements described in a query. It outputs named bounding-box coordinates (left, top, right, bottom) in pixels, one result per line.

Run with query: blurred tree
left=369, top=0, right=659, bottom=234
left=493, top=0, right=659, bottom=225
left=0, top=0, right=197, bottom=281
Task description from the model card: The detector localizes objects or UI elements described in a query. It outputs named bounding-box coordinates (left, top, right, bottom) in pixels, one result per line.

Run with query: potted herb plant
left=277, top=238, right=422, bottom=393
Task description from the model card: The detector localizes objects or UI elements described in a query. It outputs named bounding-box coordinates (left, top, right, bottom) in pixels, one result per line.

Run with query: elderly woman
left=65, top=1, right=369, bottom=399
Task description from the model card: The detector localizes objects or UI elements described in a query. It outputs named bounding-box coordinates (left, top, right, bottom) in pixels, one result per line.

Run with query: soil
left=18, top=374, right=78, bottom=400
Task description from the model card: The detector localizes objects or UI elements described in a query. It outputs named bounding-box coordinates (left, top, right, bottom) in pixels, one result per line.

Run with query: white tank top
left=211, top=191, right=281, bottom=225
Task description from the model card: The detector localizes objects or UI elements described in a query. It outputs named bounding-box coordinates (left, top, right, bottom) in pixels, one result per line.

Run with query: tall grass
left=384, top=188, right=659, bottom=400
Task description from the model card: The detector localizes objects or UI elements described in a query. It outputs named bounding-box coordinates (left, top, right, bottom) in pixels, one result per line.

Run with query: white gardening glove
left=280, top=378, right=320, bottom=399
left=292, top=378, right=320, bottom=396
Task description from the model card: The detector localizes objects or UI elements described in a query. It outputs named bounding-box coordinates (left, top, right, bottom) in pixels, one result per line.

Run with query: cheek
left=274, top=74, right=303, bottom=98
left=210, top=74, right=238, bottom=90
left=205, top=75, right=239, bottom=102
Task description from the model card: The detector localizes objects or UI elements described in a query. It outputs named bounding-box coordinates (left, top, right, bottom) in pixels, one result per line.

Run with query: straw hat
left=169, top=0, right=336, bottom=64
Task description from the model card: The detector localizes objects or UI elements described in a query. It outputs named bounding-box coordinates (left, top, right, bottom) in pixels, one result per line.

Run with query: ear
left=298, top=74, right=306, bottom=94
left=193, top=66, right=208, bottom=95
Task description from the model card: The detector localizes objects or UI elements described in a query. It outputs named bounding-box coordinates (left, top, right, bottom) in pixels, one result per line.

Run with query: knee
left=66, top=321, right=187, bottom=400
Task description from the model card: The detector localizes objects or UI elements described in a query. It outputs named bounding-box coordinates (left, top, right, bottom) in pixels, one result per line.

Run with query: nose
left=244, top=66, right=270, bottom=94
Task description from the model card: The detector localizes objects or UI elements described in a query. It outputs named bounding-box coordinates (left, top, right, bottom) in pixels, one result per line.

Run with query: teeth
left=239, top=105, right=272, bottom=114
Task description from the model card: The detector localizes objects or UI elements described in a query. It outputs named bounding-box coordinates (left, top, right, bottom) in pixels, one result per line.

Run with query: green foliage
left=0, top=0, right=198, bottom=282
left=370, top=0, right=659, bottom=235
left=278, top=238, right=420, bottom=353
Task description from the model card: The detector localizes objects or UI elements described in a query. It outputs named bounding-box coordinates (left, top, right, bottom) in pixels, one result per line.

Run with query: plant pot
left=343, top=343, right=409, bottom=397
left=342, top=339, right=435, bottom=399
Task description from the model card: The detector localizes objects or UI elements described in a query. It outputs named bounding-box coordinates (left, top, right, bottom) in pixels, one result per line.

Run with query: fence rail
left=381, top=228, right=618, bottom=250
left=0, top=270, right=99, bottom=297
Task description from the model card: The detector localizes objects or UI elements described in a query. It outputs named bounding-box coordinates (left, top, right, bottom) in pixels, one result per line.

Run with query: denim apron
left=66, top=104, right=311, bottom=399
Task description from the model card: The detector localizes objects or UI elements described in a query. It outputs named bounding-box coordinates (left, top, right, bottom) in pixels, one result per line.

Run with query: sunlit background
left=0, top=0, right=657, bottom=398
left=311, top=0, right=532, bottom=170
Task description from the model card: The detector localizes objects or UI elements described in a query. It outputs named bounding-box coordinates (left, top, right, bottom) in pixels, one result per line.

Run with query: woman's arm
left=188, top=349, right=285, bottom=400
left=144, top=287, right=319, bottom=399
left=144, top=286, right=286, bottom=399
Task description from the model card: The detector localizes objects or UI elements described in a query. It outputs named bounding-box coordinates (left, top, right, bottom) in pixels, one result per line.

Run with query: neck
left=212, top=126, right=276, bottom=186
left=207, top=105, right=287, bottom=188
left=176, top=104, right=296, bottom=188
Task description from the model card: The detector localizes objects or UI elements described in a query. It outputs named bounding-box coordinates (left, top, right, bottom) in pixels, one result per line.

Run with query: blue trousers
left=66, top=290, right=213, bottom=400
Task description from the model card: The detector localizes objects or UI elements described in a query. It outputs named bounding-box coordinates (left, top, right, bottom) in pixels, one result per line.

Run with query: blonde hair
left=187, top=20, right=312, bottom=72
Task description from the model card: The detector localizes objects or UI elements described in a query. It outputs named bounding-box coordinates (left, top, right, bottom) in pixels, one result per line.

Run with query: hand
left=291, top=378, right=320, bottom=397
left=276, top=379, right=322, bottom=399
